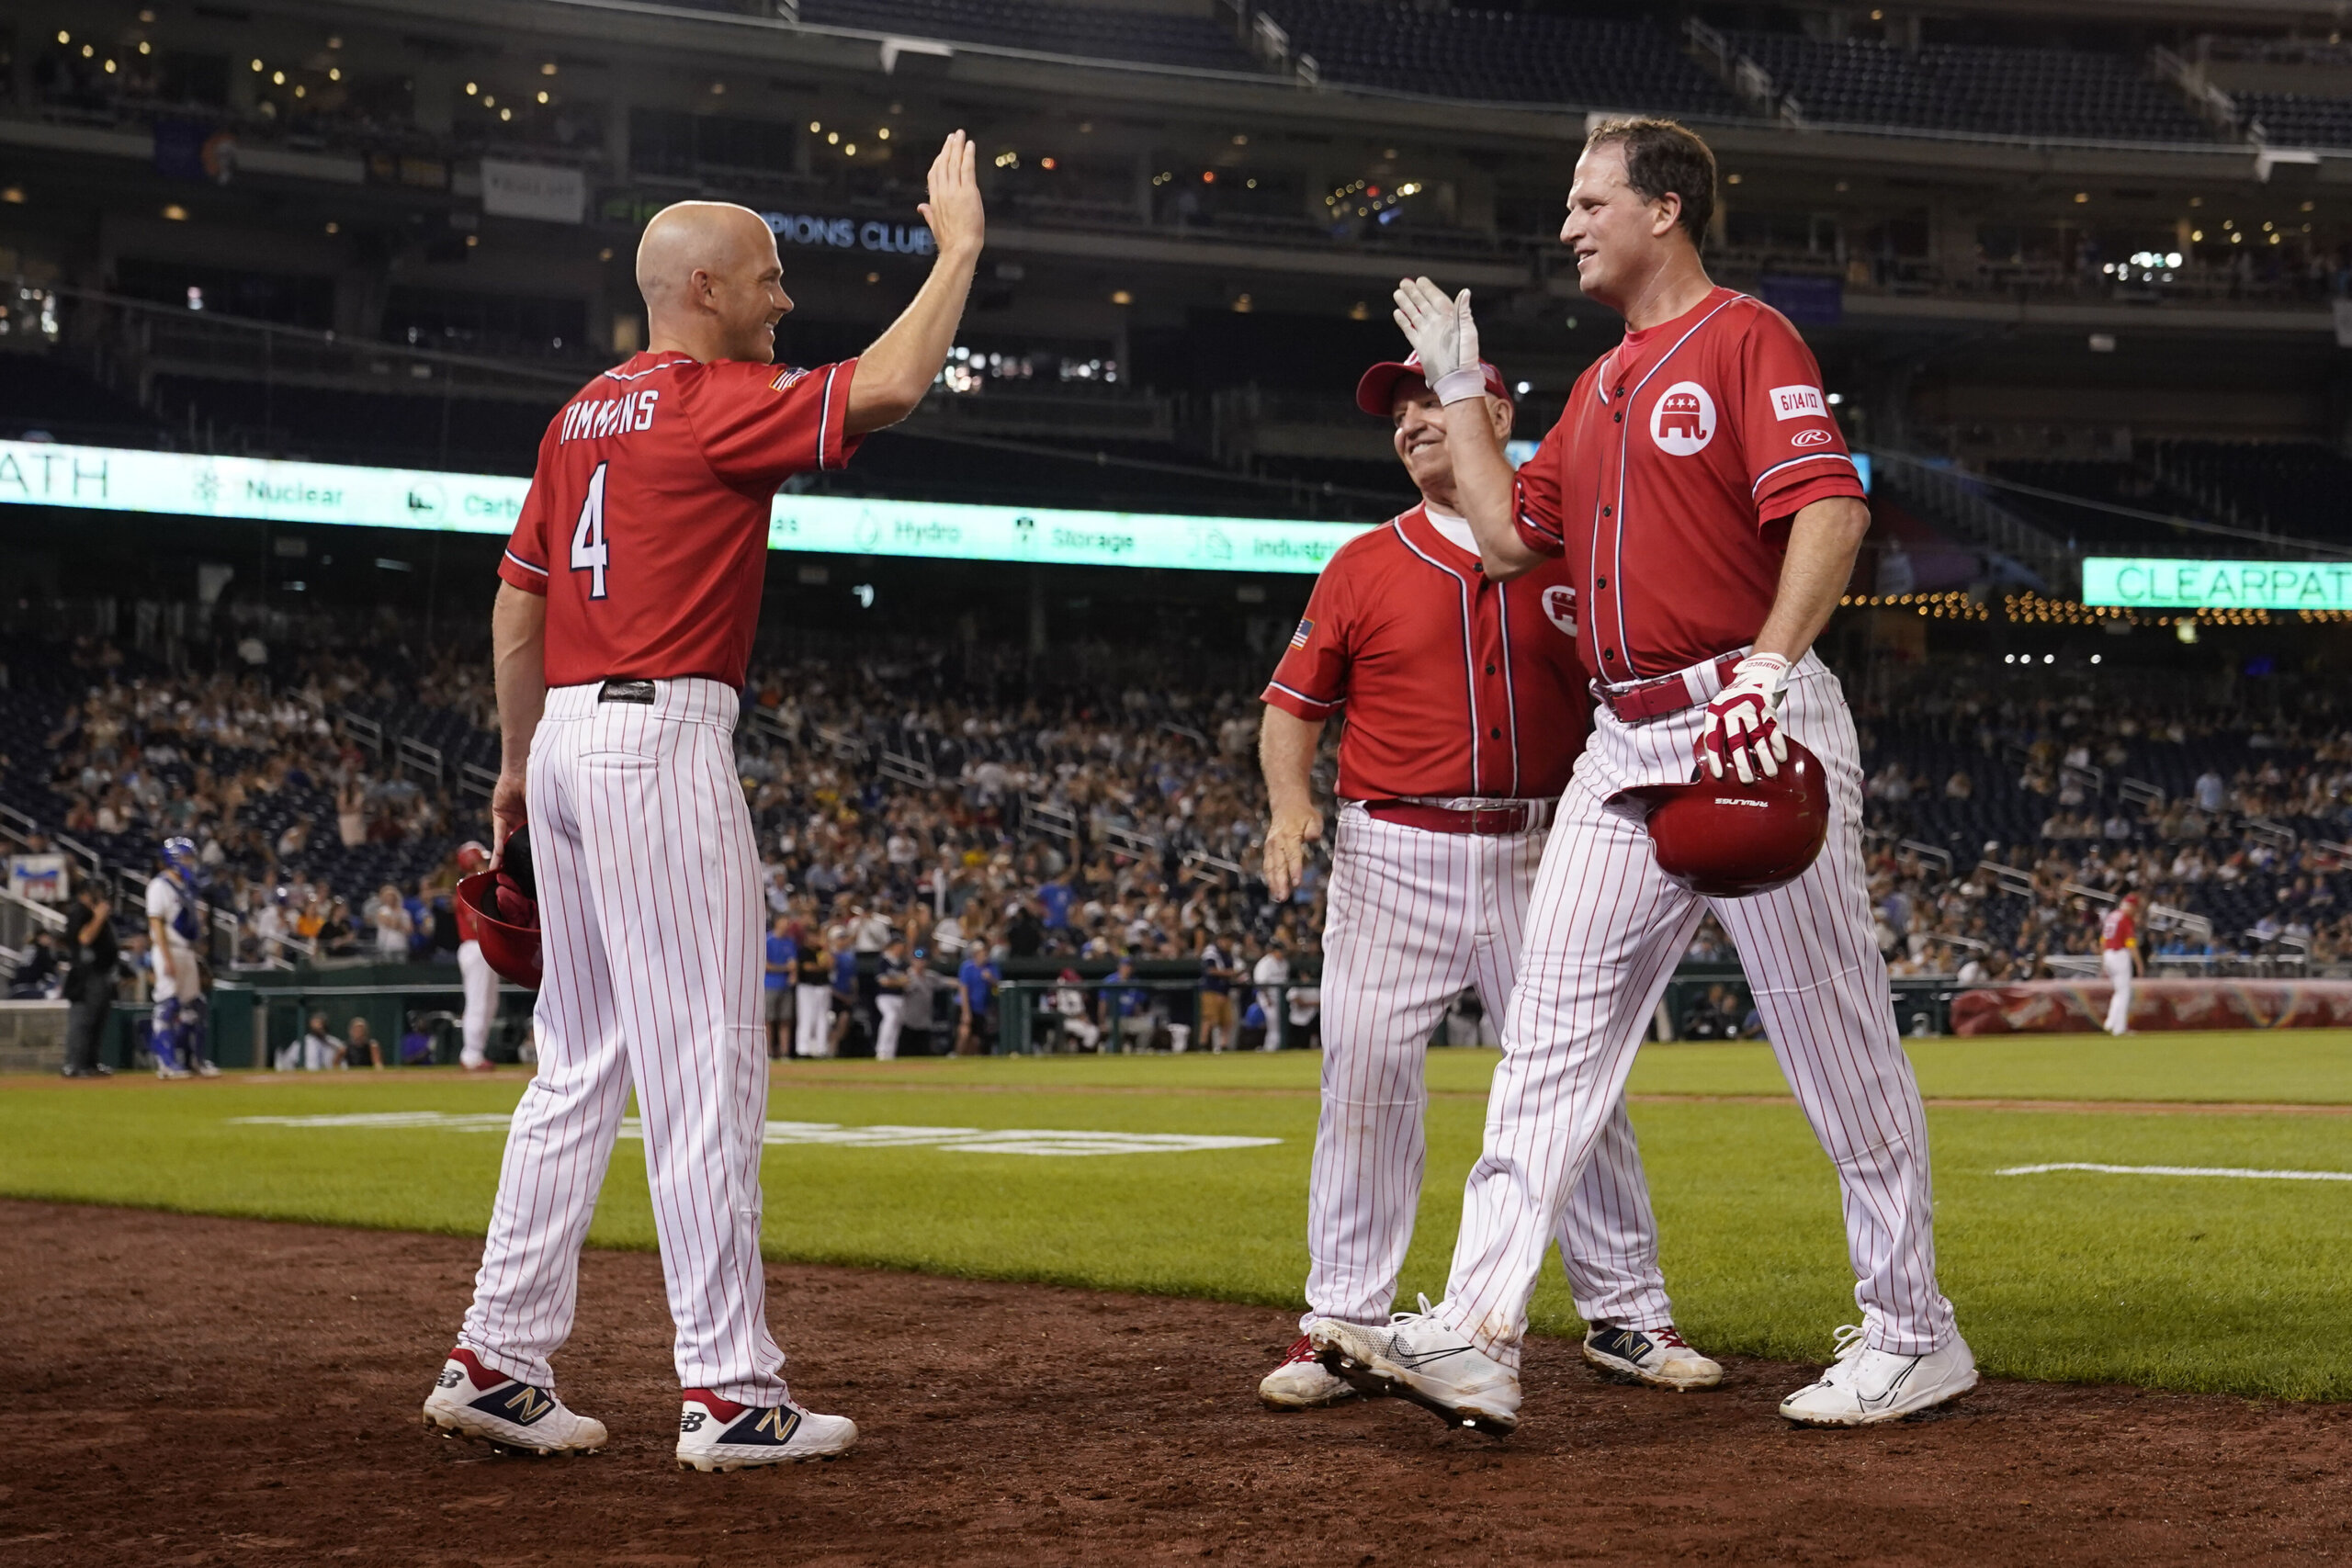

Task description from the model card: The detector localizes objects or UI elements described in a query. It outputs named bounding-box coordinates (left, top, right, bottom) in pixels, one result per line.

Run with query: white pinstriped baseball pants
left=1306, top=805, right=1675, bottom=1335
left=459, top=678, right=789, bottom=1404
left=1438, top=657, right=1956, bottom=1366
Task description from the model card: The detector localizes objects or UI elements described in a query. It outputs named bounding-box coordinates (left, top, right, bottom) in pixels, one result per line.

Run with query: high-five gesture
left=919, top=129, right=985, bottom=263
left=1392, top=276, right=1485, bottom=403
left=845, top=129, right=987, bottom=434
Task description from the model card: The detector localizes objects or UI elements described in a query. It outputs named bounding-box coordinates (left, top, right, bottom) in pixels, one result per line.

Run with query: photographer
left=60, top=876, right=119, bottom=1078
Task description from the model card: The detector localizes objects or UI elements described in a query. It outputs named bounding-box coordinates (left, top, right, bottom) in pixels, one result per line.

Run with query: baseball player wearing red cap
left=422, top=134, right=985, bottom=1470
left=1255, top=355, right=1720, bottom=1413
left=452, top=840, right=499, bottom=1072
left=1316, top=117, right=1973, bottom=1435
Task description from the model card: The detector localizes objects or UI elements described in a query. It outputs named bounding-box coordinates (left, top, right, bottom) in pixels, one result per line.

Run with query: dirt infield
left=2, top=1201, right=2347, bottom=1566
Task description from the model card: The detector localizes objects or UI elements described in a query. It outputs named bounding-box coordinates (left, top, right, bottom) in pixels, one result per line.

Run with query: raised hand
left=919, top=130, right=985, bottom=263
left=1391, top=276, right=1485, bottom=403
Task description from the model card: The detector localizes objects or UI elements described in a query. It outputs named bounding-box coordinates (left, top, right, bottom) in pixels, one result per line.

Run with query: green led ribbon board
left=2081, top=556, right=2352, bottom=612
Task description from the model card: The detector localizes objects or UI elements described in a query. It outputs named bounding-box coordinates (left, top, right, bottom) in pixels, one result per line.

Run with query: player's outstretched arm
left=1258, top=706, right=1326, bottom=901
left=490, top=582, right=548, bottom=849
left=846, top=130, right=985, bottom=435
left=1393, top=277, right=1545, bottom=581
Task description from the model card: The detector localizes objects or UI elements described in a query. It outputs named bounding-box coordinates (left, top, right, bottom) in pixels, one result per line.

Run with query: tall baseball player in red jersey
left=421, top=132, right=985, bottom=1470
left=1317, top=118, right=1974, bottom=1432
left=1255, top=355, right=1719, bottom=1419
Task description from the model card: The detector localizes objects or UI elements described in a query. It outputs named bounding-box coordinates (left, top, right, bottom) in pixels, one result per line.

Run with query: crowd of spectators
left=12, top=632, right=2352, bottom=1057
left=1849, top=671, right=2352, bottom=986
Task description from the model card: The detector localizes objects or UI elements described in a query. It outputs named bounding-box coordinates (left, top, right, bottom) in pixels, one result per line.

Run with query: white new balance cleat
left=1259, top=1328, right=1359, bottom=1410
left=1582, top=1323, right=1724, bottom=1391
left=1778, top=1325, right=1978, bottom=1427
left=675, top=1391, right=858, bottom=1472
left=1309, top=1295, right=1521, bottom=1437
left=421, top=1348, right=607, bottom=1455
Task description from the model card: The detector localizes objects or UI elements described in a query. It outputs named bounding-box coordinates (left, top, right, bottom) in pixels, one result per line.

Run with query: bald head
left=636, top=201, right=792, bottom=364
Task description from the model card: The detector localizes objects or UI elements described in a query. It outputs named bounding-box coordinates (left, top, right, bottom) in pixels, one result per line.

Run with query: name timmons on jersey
left=559, top=389, right=662, bottom=445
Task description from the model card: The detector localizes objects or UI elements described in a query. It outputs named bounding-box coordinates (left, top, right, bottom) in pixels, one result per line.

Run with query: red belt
left=1597, top=653, right=1745, bottom=726
left=1363, top=799, right=1554, bottom=836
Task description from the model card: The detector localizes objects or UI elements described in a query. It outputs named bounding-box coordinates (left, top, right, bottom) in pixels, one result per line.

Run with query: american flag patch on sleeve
left=1289, top=618, right=1314, bottom=649
left=771, top=366, right=811, bottom=392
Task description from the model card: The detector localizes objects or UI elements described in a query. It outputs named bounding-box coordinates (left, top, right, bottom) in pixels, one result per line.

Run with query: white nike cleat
left=422, top=1348, right=607, bottom=1455
left=1778, top=1325, right=1978, bottom=1427
left=1259, top=1328, right=1359, bottom=1410
left=1309, top=1295, right=1521, bottom=1437
left=675, top=1391, right=857, bottom=1471
left=1582, top=1323, right=1724, bottom=1391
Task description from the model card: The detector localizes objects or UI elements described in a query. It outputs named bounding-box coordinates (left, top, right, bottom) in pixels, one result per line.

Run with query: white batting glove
left=1392, top=276, right=1485, bottom=404
left=1696, top=653, right=1791, bottom=784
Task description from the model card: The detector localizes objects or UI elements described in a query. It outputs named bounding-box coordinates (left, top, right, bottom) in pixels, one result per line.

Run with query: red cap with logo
left=1356, top=352, right=1512, bottom=417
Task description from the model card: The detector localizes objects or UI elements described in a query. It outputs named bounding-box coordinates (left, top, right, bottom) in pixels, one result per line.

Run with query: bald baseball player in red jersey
left=1316, top=117, right=1973, bottom=1435
left=1254, top=354, right=1719, bottom=1417
left=421, top=133, right=985, bottom=1471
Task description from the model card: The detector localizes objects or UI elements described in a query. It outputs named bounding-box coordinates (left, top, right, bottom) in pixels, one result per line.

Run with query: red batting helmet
left=456, top=825, right=541, bottom=988
left=1618, top=739, right=1832, bottom=898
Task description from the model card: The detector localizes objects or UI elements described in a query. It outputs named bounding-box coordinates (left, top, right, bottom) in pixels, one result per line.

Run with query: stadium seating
left=1256, top=5, right=1737, bottom=111
left=1981, top=460, right=2202, bottom=552
left=2236, top=93, right=2352, bottom=149
left=2147, top=441, right=2352, bottom=543
left=799, top=0, right=1259, bottom=71
left=1725, top=32, right=2211, bottom=141
left=0, top=355, right=163, bottom=446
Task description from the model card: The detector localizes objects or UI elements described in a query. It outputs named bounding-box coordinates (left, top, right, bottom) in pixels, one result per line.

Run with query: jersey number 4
left=570, top=460, right=611, bottom=600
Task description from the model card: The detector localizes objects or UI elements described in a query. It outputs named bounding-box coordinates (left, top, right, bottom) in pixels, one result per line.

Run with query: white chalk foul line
left=228, top=1111, right=1278, bottom=1158
left=1997, top=1162, right=2352, bottom=1183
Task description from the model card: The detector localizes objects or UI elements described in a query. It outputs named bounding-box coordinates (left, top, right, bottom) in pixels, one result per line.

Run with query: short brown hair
left=1583, top=117, right=1717, bottom=245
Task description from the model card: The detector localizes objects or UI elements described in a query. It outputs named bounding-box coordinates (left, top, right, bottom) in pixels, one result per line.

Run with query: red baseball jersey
left=497, top=351, right=862, bottom=689
left=2100, top=907, right=2136, bottom=951
left=1262, top=505, right=1591, bottom=800
left=1512, top=287, right=1865, bottom=682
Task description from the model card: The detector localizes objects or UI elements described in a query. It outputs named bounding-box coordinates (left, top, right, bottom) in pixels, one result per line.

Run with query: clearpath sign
left=0, top=439, right=1366, bottom=574
left=2082, top=556, right=2352, bottom=612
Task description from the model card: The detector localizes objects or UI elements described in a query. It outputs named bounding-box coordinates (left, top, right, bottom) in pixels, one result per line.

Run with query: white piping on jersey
left=1752, top=449, right=1858, bottom=495
left=1589, top=290, right=1749, bottom=682
left=1496, top=583, right=1521, bottom=795
left=503, top=548, right=549, bottom=577
left=1392, top=517, right=1485, bottom=795
left=1267, top=678, right=1341, bottom=712
left=818, top=364, right=840, bottom=470
left=600, top=354, right=693, bottom=383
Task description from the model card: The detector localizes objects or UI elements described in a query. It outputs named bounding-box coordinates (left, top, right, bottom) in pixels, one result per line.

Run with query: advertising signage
left=2081, top=556, right=2352, bottom=612
left=0, top=439, right=1368, bottom=575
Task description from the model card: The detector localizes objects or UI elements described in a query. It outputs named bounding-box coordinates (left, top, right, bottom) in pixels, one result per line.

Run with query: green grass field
left=5, top=1032, right=2348, bottom=1399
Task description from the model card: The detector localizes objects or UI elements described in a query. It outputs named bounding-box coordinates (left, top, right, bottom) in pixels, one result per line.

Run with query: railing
left=2060, top=761, right=2107, bottom=799
left=2147, top=901, right=2214, bottom=944
left=458, top=761, right=500, bottom=801
left=340, top=710, right=385, bottom=757
left=51, top=832, right=103, bottom=880
left=814, top=723, right=870, bottom=762
left=1022, top=795, right=1080, bottom=843
left=2059, top=880, right=2119, bottom=907
left=1974, top=858, right=2036, bottom=899
left=877, top=749, right=936, bottom=789
left=1896, top=840, right=1953, bottom=880
left=2119, top=777, right=2165, bottom=813
left=396, top=737, right=445, bottom=788
left=1182, top=850, right=1246, bottom=886
left=1872, top=452, right=2076, bottom=594
left=2245, top=818, right=2299, bottom=853
left=1102, top=823, right=1162, bottom=861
